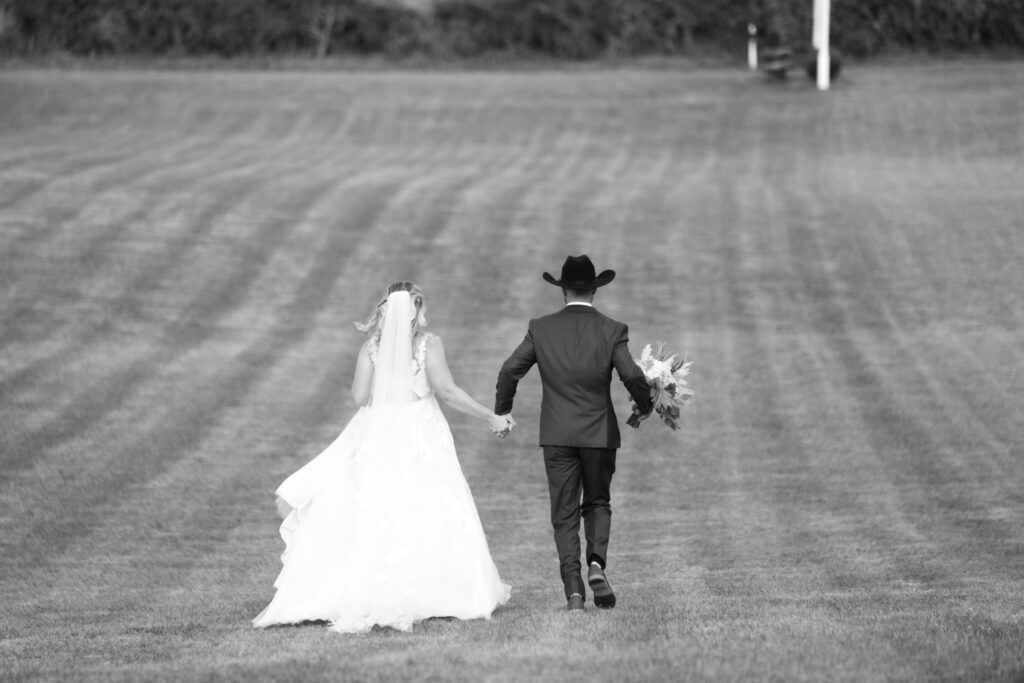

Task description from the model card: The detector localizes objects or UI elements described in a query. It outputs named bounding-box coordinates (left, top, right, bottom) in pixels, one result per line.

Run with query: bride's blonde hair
left=355, top=281, right=427, bottom=341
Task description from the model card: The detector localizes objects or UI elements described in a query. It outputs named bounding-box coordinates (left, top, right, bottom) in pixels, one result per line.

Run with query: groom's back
left=530, top=307, right=627, bottom=448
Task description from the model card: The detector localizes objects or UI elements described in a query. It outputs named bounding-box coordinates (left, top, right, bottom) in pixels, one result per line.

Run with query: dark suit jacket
left=495, top=304, right=652, bottom=448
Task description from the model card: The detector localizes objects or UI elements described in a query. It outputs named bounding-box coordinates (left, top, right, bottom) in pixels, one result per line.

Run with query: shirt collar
left=565, top=301, right=594, bottom=307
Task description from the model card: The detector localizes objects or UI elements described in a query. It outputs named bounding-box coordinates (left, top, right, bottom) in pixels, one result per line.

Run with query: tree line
left=2, top=0, right=1023, bottom=60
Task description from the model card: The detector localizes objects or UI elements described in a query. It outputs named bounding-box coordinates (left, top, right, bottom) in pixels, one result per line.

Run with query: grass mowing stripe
left=0, top=104, right=322, bottom=327
left=733, top=205, right=870, bottom=592
left=798, top=135, right=1024, bottom=491
left=828, top=134, right=1024, bottom=466
left=552, top=123, right=642, bottom=251
left=0, top=101, right=251, bottom=217
left=0, top=106, right=428, bottom=467
left=0, top=153, right=397, bottom=461
left=0, top=69, right=384, bottom=260
left=0, top=177, right=347, bottom=559
left=0, top=152, right=287, bottom=355
left=853, top=202, right=1022, bottom=484
left=0, top=102, right=203, bottom=203
left=756, top=158, right=970, bottom=593
left=0, top=175, right=405, bottom=575
left=0, top=144, right=207, bottom=265
left=751, top=149, right=956, bottom=593
left=712, top=151, right=799, bottom=596
left=774, top=148, right=1022, bottom=581
left=0, top=172, right=327, bottom=476
left=0, top=168, right=284, bottom=411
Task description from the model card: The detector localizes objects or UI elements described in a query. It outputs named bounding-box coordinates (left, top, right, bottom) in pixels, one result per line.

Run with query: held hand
left=499, top=414, right=516, bottom=437
left=489, top=413, right=512, bottom=437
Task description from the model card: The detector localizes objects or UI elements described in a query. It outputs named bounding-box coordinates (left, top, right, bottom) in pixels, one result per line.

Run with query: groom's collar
left=564, top=301, right=593, bottom=308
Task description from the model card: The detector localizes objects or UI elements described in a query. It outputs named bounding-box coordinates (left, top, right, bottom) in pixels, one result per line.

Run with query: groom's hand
left=492, top=414, right=515, bottom=438
left=493, top=411, right=512, bottom=438
left=489, top=413, right=514, bottom=438
left=627, top=405, right=654, bottom=429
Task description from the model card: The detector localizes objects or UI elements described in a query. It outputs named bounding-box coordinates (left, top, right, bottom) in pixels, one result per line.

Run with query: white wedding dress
left=253, top=293, right=510, bottom=633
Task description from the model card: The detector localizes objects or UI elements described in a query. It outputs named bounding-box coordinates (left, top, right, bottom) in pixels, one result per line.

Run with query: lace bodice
left=369, top=332, right=434, bottom=399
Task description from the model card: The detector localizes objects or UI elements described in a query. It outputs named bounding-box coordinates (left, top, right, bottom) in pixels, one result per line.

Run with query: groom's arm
left=495, top=324, right=537, bottom=415
left=612, top=324, right=653, bottom=416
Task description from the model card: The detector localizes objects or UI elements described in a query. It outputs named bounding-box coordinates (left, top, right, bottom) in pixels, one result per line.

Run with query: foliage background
left=2, top=0, right=1023, bottom=60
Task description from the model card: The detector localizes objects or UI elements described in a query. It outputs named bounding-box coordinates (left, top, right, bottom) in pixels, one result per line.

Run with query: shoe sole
left=589, top=577, right=616, bottom=609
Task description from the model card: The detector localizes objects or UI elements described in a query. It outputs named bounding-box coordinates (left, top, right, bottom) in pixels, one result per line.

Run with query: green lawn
left=2, top=62, right=1023, bottom=682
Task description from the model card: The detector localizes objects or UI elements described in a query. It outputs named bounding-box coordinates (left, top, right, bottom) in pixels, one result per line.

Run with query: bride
left=253, top=281, right=512, bottom=633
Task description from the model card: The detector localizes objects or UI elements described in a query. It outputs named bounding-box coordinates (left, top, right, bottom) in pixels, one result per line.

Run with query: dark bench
left=760, top=45, right=793, bottom=79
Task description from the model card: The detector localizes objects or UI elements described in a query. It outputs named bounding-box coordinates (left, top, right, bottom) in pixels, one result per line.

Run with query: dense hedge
left=2, top=0, right=1023, bottom=59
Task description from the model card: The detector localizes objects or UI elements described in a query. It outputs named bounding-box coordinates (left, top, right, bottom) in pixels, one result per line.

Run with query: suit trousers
left=542, top=445, right=616, bottom=600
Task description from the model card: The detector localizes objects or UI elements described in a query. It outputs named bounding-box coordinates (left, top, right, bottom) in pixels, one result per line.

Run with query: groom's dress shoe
left=567, top=593, right=585, bottom=611
left=588, top=562, right=616, bottom=609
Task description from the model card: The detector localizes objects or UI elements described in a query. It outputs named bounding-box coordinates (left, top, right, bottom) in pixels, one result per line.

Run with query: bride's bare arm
left=350, top=340, right=374, bottom=406
left=425, top=335, right=509, bottom=432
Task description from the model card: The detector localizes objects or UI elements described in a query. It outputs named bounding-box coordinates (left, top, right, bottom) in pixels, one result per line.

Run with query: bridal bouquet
left=627, top=343, right=694, bottom=430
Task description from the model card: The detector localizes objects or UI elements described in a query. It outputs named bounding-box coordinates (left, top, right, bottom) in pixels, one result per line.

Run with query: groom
left=495, top=255, right=653, bottom=611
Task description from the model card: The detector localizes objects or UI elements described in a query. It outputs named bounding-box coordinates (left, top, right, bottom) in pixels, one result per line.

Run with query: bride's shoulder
left=420, top=331, right=441, bottom=349
left=360, top=337, right=377, bottom=358
left=413, top=332, right=441, bottom=370
left=419, top=332, right=444, bottom=354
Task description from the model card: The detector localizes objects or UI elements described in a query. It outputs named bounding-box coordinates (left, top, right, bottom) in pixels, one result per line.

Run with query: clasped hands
left=489, top=413, right=517, bottom=438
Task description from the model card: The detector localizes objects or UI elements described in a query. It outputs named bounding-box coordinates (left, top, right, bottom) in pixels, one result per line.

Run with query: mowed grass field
left=2, top=63, right=1024, bottom=682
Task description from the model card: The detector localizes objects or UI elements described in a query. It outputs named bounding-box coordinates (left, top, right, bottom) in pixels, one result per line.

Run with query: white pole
left=748, top=23, right=758, bottom=70
left=815, top=0, right=831, bottom=90
left=812, top=0, right=820, bottom=48
left=812, top=0, right=823, bottom=49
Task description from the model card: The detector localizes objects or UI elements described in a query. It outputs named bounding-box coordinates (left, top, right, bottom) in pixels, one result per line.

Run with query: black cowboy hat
left=542, top=255, right=616, bottom=289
